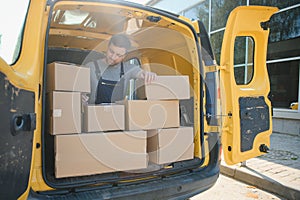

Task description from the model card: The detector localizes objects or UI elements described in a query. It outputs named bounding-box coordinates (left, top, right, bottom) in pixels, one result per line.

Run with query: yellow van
left=0, top=0, right=277, bottom=199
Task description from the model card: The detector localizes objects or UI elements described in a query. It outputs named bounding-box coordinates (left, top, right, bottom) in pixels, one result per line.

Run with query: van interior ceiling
left=44, top=1, right=203, bottom=187
left=48, top=3, right=197, bottom=72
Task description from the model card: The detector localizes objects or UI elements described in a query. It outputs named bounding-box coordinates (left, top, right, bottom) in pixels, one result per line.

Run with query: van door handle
left=11, top=113, right=36, bottom=136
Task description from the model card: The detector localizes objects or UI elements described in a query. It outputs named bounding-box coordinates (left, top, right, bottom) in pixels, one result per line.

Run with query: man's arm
left=82, top=61, right=99, bottom=104
left=137, top=70, right=156, bottom=84
left=125, top=63, right=156, bottom=83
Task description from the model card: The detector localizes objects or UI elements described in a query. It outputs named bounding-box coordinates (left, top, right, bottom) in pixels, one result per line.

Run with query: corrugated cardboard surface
left=48, top=91, right=81, bottom=135
left=47, top=62, right=90, bottom=92
left=55, top=131, right=147, bottom=178
left=147, top=127, right=194, bottom=164
left=83, top=104, right=125, bottom=132
left=136, top=76, right=190, bottom=100
left=123, top=100, right=179, bottom=130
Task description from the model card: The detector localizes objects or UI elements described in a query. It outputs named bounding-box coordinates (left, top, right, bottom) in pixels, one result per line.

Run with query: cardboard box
left=48, top=91, right=81, bottom=135
left=83, top=104, right=125, bottom=132
left=122, top=100, right=179, bottom=130
left=55, top=131, right=147, bottom=178
left=136, top=76, right=190, bottom=100
left=47, top=62, right=90, bottom=92
left=147, top=127, right=194, bottom=164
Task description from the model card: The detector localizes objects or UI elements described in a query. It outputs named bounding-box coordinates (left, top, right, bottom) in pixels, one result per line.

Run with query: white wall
left=151, top=0, right=204, bottom=14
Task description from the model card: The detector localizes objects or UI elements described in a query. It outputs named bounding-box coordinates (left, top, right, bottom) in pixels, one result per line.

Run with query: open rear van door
left=220, top=6, right=278, bottom=165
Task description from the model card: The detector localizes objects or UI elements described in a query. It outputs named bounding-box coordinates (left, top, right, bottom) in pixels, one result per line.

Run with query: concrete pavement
left=220, top=132, right=300, bottom=200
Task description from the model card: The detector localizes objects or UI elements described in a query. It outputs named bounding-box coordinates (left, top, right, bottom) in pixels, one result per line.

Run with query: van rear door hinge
left=218, top=65, right=227, bottom=71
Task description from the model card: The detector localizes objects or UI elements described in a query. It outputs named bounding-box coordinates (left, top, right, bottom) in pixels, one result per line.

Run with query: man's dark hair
left=108, top=34, right=131, bottom=51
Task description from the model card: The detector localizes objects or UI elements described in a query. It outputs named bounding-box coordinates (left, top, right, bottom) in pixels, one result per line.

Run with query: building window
left=183, top=0, right=209, bottom=30
left=268, top=60, right=299, bottom=108
left=182, top=0, right=300, bottom=111
left=210, top=31, right=224, bottom=64
left=211, top=0, right=246, bottom=31
left=234, top=36, right=254, bottom=85
left=269, top=7, right=300, bottom=43
left=266, top=5, right=300, bottom=110
left=268, top=6, right=300, bottom=60
left=249, top=0, right=300, bottom=9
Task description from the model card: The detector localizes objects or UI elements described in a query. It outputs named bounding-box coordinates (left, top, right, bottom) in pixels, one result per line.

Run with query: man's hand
left=139, top=70, right=157, bottom=84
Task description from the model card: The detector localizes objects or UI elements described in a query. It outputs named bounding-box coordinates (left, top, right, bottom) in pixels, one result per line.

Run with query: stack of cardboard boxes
left=47, top=62, right=194, bottom=178
left=134, top=76, right=194, bottom=165
left=47, top=62, right=90, bottom=135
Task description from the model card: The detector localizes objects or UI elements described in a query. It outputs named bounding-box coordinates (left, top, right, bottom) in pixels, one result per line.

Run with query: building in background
left=146, top=0, right=300, bottom=136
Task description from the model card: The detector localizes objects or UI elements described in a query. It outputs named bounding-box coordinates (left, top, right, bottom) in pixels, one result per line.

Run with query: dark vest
left=94, top=61, right=124, bottom=104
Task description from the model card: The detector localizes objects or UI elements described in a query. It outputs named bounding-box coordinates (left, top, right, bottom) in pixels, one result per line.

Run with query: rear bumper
left=28, top=166, right=219, bottom=200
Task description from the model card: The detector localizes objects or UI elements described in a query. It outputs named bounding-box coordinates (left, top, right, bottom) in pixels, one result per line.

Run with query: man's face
left=106, top=43, right=127, bottom=66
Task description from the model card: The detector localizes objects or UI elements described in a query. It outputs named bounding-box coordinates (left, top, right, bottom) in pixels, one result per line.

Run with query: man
left=83, top=34, right=156, bottom=104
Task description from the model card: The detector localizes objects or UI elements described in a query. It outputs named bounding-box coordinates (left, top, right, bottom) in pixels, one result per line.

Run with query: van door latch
left=11, top=113, right=36, bottom=136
